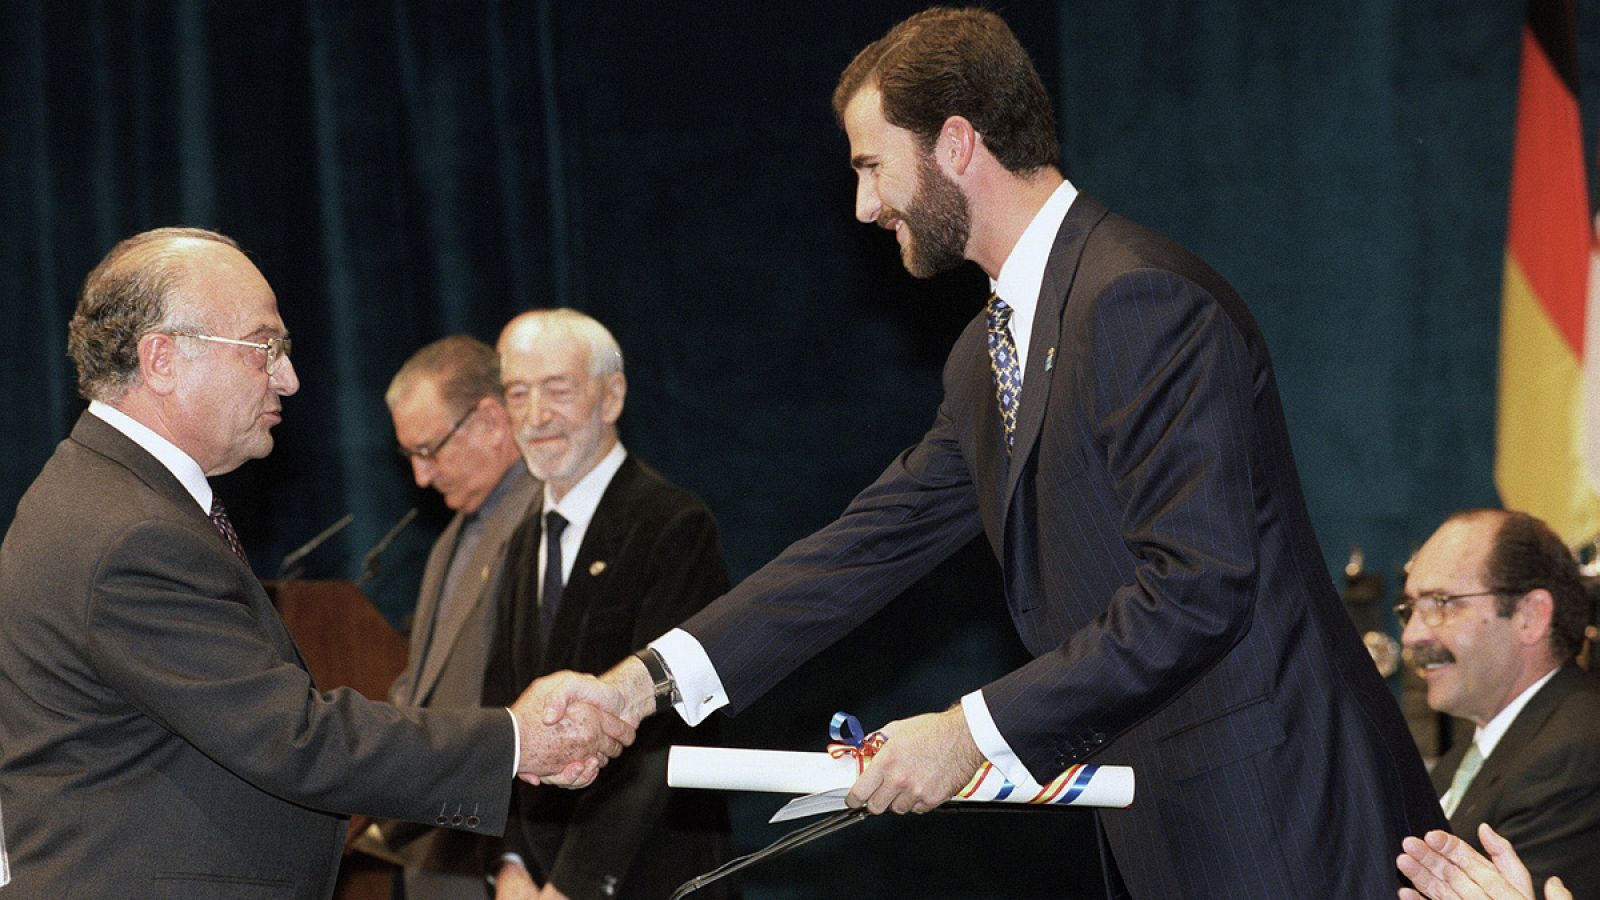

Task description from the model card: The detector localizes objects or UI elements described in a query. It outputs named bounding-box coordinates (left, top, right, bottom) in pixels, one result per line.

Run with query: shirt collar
left=989, top=178, right=1079, bottom=366
left=88, top=400, right=212, bottom=512
left=1474, top=665, right=1560, bottom=759
left=543, top=441, right=627, bottom=534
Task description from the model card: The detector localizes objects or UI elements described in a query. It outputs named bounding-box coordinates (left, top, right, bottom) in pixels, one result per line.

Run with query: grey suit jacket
left=684, top=195, right=1444, bottom=898
left=0, top=413, right=515, bottom=900
left=390, top=465, right=538, bottom=710
left=1432, top=663, right=1600, bottom=899
left=382, top=464, right=537, bottom=891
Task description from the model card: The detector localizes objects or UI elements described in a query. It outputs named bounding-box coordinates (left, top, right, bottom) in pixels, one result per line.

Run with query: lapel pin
left=480, top=564, right=490, bottom=582
left=589, top=560, right=607, bottom=576
left=1045, top=347, right=1056, bottom=371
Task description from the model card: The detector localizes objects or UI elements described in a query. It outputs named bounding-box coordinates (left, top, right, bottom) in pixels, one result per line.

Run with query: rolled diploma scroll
left=668, top=746, right=1134, bottom=810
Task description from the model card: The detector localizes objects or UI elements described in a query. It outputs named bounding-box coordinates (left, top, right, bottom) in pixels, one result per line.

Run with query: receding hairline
left=497, top=309, right=623, bottom=377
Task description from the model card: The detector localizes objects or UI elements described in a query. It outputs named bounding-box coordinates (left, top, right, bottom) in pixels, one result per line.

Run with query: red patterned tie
left=209, top=496, right=249, bottom=563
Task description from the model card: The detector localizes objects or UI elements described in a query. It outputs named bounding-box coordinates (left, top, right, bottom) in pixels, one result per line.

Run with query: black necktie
left=209, top=496, right=249, bottom=563
left=541, top=510, right=569, bottom=648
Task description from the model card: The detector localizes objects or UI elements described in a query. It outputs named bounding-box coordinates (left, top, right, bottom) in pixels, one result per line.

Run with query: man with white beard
left=481, top=309, right=736, bottom=900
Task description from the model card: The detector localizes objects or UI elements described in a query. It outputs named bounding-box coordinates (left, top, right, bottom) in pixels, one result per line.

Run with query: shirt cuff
left=961, top=690, right=1044, bottom=793
left=506, top=708, right=521, bottom=777
left=649, top=628, right=728, bottom=726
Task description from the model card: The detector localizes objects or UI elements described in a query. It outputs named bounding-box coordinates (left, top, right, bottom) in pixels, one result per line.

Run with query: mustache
left=516, top=424, right=559, bottom=443
left=1402, top=644, right=1456, bottom=669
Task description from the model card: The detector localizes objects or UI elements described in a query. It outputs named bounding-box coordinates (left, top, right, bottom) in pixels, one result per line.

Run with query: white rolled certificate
left=669, top=746, right=1135, bottom=822
left=670, top=747, right=862, bottom=795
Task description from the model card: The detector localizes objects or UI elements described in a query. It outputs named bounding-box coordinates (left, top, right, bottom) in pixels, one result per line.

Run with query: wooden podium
left=267, top=579, right=410, bottom=900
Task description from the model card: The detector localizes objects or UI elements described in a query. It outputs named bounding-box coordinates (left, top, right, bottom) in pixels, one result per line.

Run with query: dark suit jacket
left=683, top=195, right=1445, bottom=898
left=1432, top=663, right=1600, bottom=899
left=483, top=455, right=735, bottom=900
left=381, top=465, right=538, bottom=893
left=0, top=413, right=514, bottom=900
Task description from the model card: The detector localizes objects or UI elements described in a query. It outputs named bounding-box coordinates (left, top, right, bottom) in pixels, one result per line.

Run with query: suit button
left=466, top=816, right=480, bottom=828
left=435, top=815, right=449, bottom=825
left=450, top=815, right=463, bottom=826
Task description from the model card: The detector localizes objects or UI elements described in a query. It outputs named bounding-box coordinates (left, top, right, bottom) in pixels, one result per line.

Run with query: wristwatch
left=633, top=647, right=680, bottom=716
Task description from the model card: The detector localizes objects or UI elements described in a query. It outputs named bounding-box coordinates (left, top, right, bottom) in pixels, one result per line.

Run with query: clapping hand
left=1397, top=823, right=1572, bottom=900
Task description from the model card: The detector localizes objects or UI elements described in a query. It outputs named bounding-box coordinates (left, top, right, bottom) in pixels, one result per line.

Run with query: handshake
left=506, top=661, right=658, bottom=789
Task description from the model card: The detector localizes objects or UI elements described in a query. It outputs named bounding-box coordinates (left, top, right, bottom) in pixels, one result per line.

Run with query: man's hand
left=535, top=657, right=659, bottom=730
left=845, top=706, right=984, bottom=815
left=1397, top=824, right=1573, bottom=900
left=494, top=860, right=538, bottom=900
left=510, top=671, right=636, bottom=787
left=341, top=815, right=373, bottom=855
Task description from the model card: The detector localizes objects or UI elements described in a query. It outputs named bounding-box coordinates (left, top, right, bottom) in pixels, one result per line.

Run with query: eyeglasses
left=1394, top=590, right=1506, bottom=628
left=169, top=331, right=292, bottom=375
left=396, top=405, right=476, bottom=461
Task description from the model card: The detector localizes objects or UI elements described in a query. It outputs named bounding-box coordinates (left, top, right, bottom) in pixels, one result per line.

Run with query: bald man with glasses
left=1399, top=508, right=1600, bottom=898
left=0, top=228, right=631, bottom=899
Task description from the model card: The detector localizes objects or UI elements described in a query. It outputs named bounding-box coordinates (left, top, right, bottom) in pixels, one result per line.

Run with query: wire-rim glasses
left=168, top=331, right=292, bottom=375
left=1394, top=590, right=1508, bottom=628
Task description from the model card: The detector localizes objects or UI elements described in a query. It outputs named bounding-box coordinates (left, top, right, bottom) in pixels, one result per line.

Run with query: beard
left=886, top=150, right=971, bottom=278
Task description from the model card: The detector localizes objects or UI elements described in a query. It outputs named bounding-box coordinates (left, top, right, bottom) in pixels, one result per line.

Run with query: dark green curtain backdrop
left=5, top=1, right=1600, bottom=897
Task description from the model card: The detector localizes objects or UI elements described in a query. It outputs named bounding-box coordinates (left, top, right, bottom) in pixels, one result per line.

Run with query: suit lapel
left=412, top=472, right=540, bottom=705
left=70, top=412, right=311, bottom=673
left=1000, top=194, right=1108, bottom=516
left=406, top=512, right=465, bottom=704
left=73, top=413, right=206, bottom=524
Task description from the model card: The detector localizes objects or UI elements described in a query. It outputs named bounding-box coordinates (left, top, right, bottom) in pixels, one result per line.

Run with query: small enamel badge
left=589, top=560, right=608, bottom=576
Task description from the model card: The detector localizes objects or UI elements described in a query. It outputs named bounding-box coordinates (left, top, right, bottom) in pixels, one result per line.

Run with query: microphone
left=276, top=513, right=355, bottom=581
left=356, top=508, right=418, bottom=588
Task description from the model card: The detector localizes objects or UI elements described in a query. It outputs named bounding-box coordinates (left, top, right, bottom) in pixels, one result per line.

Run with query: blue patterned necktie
left=986, top=293, right=1021, bottom=452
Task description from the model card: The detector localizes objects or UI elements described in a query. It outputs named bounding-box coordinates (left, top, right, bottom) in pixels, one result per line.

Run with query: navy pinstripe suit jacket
left=683, top=194, right=1445, bottom=898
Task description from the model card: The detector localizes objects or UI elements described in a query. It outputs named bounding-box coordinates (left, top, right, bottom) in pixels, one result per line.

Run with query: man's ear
left=936, top=115, right=979, bottom=177
left=138, top=333, right=182, bottom=395
left=599, top=371, right=626, bottom=425
left=477, top=395, right=511, bottom=437
left=1515, top=588, right=1555, bottom=648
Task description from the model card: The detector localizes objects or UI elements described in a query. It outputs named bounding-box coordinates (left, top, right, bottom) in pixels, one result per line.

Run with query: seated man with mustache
left=1399, top=509, right=1600, bottom=899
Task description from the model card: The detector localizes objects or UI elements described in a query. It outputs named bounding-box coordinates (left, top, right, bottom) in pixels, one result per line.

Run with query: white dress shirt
left=538, top=441, right=628, bottom=602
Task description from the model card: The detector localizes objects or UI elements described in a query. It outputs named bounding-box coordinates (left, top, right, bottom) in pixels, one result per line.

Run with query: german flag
left=1495, top=0, right=1600, bottom=545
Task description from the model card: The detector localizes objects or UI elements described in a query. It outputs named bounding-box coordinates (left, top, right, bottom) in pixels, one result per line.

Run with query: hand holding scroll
left=844, top=706, right=984, bottom=815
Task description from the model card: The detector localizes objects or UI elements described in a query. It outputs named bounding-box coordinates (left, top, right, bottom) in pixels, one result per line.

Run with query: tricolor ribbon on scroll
left=668, top=712, right=1134, bottom=823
